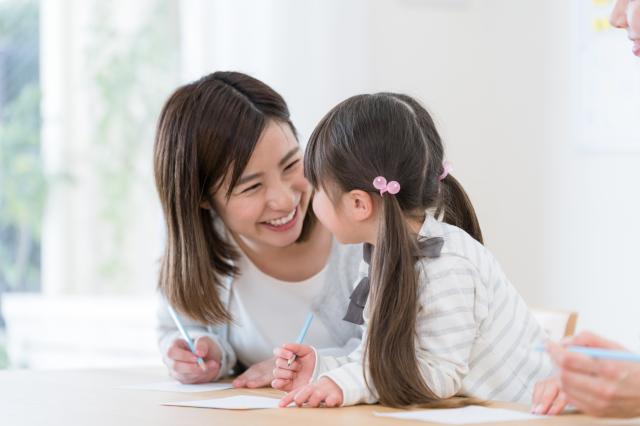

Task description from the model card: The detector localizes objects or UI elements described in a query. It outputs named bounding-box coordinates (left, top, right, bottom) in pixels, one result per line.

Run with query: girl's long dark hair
left=154, top=71, right=315, bottom=324
left=305, top=93, right=482, bottom=407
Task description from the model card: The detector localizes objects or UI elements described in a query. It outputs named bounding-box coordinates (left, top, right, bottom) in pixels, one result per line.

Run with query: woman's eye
left=240, top=183, right=261, bottom=193
left=284, top=159, right=300, bottom=171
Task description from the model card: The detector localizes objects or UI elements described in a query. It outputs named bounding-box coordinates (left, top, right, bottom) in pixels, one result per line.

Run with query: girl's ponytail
left=367, top=195, right=481, bottom=408
left=438, top=174, right=484, bottom=245
left=366, top=195, right=438, bottom=406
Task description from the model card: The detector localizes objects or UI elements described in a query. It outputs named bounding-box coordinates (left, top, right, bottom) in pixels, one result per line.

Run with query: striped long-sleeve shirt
left=311, top=215, right=553, bottom=406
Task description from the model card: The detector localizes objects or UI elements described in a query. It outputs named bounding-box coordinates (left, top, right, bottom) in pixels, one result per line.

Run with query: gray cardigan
left=157, top=240, right=363, bottom=379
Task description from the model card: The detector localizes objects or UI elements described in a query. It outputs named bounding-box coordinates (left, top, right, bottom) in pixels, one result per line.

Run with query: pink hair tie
left=373, top=176, right=401, bottom=196
left=439, top=161, right=453, bottom=181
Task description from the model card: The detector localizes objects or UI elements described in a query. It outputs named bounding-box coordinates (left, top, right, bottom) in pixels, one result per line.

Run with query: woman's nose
left=266, top=182, right=296, bottom=211
left=610, top=0, right=629, bottom=29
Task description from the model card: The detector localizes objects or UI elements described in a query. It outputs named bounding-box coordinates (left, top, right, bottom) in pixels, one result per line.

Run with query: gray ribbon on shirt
left=342, top=236, right=445, bottom=325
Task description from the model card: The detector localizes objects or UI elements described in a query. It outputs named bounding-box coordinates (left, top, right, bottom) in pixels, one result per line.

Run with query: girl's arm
left=309, top=257, right=484, bottom=406
left=412, top=257, right=483, bottom=398
left=315, top=344, right=378, bottom=406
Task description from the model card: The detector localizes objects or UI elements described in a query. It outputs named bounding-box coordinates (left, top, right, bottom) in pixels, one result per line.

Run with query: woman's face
left=611, top=0, right=640, bottom=57
left=213, top=120, right=311, bottom=250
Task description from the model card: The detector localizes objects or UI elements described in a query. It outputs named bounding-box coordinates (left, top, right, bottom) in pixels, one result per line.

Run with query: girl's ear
left=345, top=190, right=374, bottom=222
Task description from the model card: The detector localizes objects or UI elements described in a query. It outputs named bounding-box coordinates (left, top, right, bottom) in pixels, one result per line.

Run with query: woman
left=532, top=0, right=640, bottom=417
left=154, top=72, right=361, bottom=388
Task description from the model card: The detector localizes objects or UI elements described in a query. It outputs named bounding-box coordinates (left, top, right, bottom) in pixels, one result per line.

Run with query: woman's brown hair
left=305, top=93, right=482, bottom=407
left=154, top=71, right=315, bottom=324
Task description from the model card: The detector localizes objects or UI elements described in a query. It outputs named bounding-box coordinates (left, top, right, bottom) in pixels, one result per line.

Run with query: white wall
left=189, top=0, right=640, bottom=348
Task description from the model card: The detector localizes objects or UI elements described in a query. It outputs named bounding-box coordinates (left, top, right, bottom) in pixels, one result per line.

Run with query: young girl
left=272, top=93, right=553, bottom=408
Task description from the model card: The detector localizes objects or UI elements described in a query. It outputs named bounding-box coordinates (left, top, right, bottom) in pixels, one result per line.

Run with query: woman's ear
left=345, top=190, right=374, bottom=222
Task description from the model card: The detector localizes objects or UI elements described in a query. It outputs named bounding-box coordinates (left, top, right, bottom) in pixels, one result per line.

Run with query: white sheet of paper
left=121, top=381, right=233, bottom=393
left=374, top=406, right=542, bottom=424
left=163, top=395, right=283, bottom=410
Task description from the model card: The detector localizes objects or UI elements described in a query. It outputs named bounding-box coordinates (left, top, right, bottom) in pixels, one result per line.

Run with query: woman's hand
left=232, top=356, right=277, bottom=388
left=531, top=376, right=568, bottom=415
left=164, top=336, right=221, bottom=384
left=271, top=343, right=316, bottom=392
left=279, top=377, right=344, bottom=408
left=547, top=331, right=640, bottom=418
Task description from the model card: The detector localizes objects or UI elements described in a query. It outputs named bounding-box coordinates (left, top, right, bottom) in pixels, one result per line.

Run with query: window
left=1, top=0, right=180, bottom=369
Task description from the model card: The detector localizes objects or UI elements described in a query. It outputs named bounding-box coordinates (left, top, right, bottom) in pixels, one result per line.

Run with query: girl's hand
left=232, top=356, right=277, bottom=388
left=279, top=377, right=344, bottom=408
left=547, top=334, right=640, bottom=418
left=531, top=376, right=568, bottom=415
left=271, top=343, right=316, bottom=392
left=165, top=336, right=221, bottom=384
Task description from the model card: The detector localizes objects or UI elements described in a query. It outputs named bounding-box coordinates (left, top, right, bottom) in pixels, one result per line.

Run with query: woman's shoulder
left=329, top=239, right=362, bottom=266
left=325, top=240, right=363, bottom=285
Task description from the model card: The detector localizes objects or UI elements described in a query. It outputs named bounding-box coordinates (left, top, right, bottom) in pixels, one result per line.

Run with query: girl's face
left=312, top=185, right=374, bottom=245
left=213, top=120, right=311, bottom=250
left=611, top=0, right=640, bottom=57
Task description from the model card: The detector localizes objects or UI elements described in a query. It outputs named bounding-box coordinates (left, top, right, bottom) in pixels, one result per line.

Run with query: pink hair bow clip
left=439, top=161, right=453, bottom=181
left=373, top=176, right=401, bottom=196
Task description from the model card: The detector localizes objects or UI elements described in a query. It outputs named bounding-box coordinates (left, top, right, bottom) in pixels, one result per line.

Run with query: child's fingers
left=275, top=357, right=301, bottom=371
left=282, top=343, right=313, bottom=357
left=535, top=381, right=559, bottom=415
left=324, top=393, right=341, bottom=408
left=307, top=388, right=326, bottom=407
left=547, top=391, right=568, bottom=415
left=531, top=379, right=546, bottom=409
left=273, top=367, right=296, bottom=380
left=279, top=388, right=298, bottom=407
left=273, top=347, right=295, bottom=361
left=293, top=385, right=315, bottom=407
left=271, top=378, right=292, bottom=391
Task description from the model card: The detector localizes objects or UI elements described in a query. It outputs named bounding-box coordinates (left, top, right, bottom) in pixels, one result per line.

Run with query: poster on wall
left=572, top=0, right=640, bottom=152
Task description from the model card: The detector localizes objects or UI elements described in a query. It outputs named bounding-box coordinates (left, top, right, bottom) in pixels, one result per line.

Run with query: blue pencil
left=536, top=344, right=640, bottom=363
left=167, top=304, right=207, bottom=371
left=288, top=313, right=314, bottom=367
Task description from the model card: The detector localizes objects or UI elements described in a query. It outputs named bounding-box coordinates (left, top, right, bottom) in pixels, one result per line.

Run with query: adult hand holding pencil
left=164, top=304, right=223, bottom=384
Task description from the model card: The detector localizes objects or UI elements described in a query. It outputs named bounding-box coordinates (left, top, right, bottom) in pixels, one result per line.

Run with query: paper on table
left=163, top=395, right=285, bottom=410
left=374, top=406, right=542, bottom=424
left=120, top=381, right=233, bottom=393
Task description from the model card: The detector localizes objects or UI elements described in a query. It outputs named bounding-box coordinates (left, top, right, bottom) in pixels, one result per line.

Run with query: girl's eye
left=240, top=183, right=261, bottom=194
left=284, top=159, right=300, bottom=171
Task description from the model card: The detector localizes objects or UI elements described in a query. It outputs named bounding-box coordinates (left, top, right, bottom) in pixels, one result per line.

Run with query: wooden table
left=0, top=367, right=635, bottom=425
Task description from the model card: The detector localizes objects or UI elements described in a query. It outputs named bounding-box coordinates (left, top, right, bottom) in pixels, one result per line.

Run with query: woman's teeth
left=265, top=208, right=296, bottom=226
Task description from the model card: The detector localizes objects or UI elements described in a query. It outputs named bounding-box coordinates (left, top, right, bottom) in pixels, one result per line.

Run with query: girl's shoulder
left=417, top=216, right=497, bottom=283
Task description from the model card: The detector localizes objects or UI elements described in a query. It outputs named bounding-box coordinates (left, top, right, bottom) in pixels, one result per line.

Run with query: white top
left=156, top=220, right=364, bottom=380
left=313, top=215, right=553, bottom=406
left=228, top=251, right=337, bottom=367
